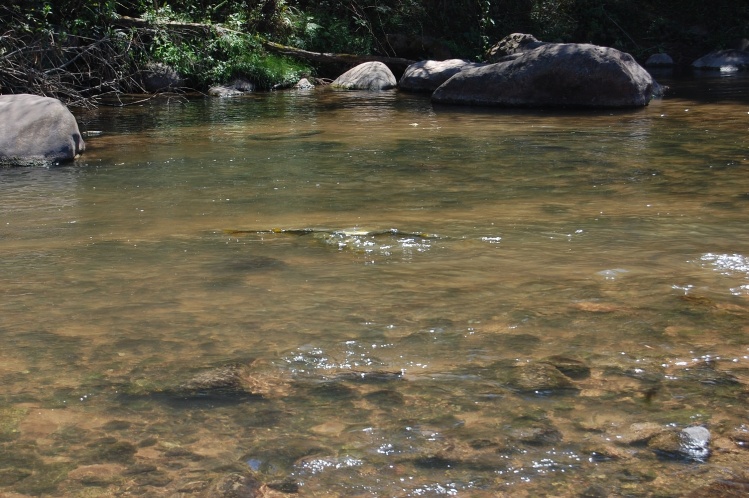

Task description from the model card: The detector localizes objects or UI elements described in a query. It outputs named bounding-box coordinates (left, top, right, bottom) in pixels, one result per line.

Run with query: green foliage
left=2, top=0, right=749, bottom=102
left=145, top=6, right=311, bottom=89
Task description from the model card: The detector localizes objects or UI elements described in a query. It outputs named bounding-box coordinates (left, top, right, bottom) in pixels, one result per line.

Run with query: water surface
left=2, top=74, right=749, bottom=496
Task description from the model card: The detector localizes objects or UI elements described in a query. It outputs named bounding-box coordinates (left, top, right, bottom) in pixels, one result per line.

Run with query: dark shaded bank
left=1, top=1, right=747, bottom=106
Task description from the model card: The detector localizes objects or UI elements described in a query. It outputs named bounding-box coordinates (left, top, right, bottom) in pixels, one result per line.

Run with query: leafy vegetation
left=1, top=0, right=747, bottom=105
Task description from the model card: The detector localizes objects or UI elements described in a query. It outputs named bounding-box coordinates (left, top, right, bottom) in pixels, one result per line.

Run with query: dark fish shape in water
left=246, top=130, right=323, bottom=141
left=224, top=228, right=441, bottom=239
left=210, top=255, right=286, bottom=273
left=224, top=228, right=444, bottom=256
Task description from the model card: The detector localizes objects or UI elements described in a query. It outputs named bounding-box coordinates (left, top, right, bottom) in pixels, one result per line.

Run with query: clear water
left=2, top=74, right=749, bottom=496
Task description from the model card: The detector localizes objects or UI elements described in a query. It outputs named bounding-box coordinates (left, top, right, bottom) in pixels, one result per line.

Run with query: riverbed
left=1, top=73, right=749, bottom=496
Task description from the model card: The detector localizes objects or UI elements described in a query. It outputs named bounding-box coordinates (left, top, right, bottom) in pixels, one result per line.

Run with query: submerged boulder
left=0, top=94, right=85, bottom=166
left=432, top=43, right=656, bottom=108
left=399, top=59, right=484, bottom=93
left=331, top=61, right=397, bottom=90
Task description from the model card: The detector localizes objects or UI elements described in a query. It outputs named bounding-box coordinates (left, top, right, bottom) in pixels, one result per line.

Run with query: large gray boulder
left=399, top=59, right=484, bottom=93
left=0, top=94, right=85, bottom=166
left=432, top=43, right=656, bottom=108
left=331, top=61, right=397, bottom=90
left=692, top=49, right=749, bottom=71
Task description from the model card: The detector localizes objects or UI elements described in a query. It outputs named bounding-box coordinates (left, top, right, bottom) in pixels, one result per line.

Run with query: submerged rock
left=686, top=478, right=749, bottom=497
left=544, top=355, right=591, bottom=380
left=205, top=472, right=263, bottom=498
left=505, top=362, right=579, bottom=395
left=729, top=425, right=749, bottom=449
left=648, top=426, right=711, bottom=462
left=331, top=61, right=397, bottom=90
left=432, top=43, right=656, bottom=108
left=121, top=362, right=277, bottom=406
left=512, top=424, right=563, bottom=446
left=615, top=422, right=664, bottom=446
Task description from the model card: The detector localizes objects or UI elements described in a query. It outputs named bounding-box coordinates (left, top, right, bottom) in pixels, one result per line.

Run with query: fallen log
left=260, top=40, right=416, bottom=72
left=113, top=16, right=416, bottom=72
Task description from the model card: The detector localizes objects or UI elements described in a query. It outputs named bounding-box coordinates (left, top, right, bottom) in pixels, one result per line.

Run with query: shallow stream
left=2, top=74, right=749, bottom=496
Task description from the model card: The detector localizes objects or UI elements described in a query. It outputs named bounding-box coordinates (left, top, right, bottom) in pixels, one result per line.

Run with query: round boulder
left=432, top=43, right=656, bottom=108
left=645, top=53, right=674, bottom=67
left=331, top=61, right=397, bottom=90
left=0, top=94, right=85, bottom=166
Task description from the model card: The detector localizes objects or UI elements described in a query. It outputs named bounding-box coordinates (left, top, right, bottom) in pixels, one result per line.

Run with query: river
left=1, top=73, right=749, bottom=496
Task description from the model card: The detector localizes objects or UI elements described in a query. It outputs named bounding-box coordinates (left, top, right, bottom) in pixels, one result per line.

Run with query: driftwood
left=261, top=40, right=415, bottom=72
left=0, top=29, right=149, bottom=108
left=114, top=15, right=214, bottom=33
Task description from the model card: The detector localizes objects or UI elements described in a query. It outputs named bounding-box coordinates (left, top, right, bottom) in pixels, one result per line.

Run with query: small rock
left=580, top=484, right=609, bottom=498
left=615, top=422, right=663, bottom=445
left=506, top=362, right=579, bottom=395
left=208, top=78, right=256, bottom=97
left=681, top=426, right=711, bottom=461
left=544, top=355, right=591, bottom=379
left=513, top=425, right=563, bottom=446
left=647, top=426, right=710, bottom=462
left=684, top=478, right=749, bottom=497
left=205, top=473, right=262, bottom=498
left=331, top=61, right=397, bottom=91
left=729, top=425, right=749, bottom=448
left=295, top=78, right=314, bottom=90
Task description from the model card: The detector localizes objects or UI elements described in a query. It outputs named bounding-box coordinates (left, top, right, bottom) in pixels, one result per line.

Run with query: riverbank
left=1, top=1, right=746, bottom=107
